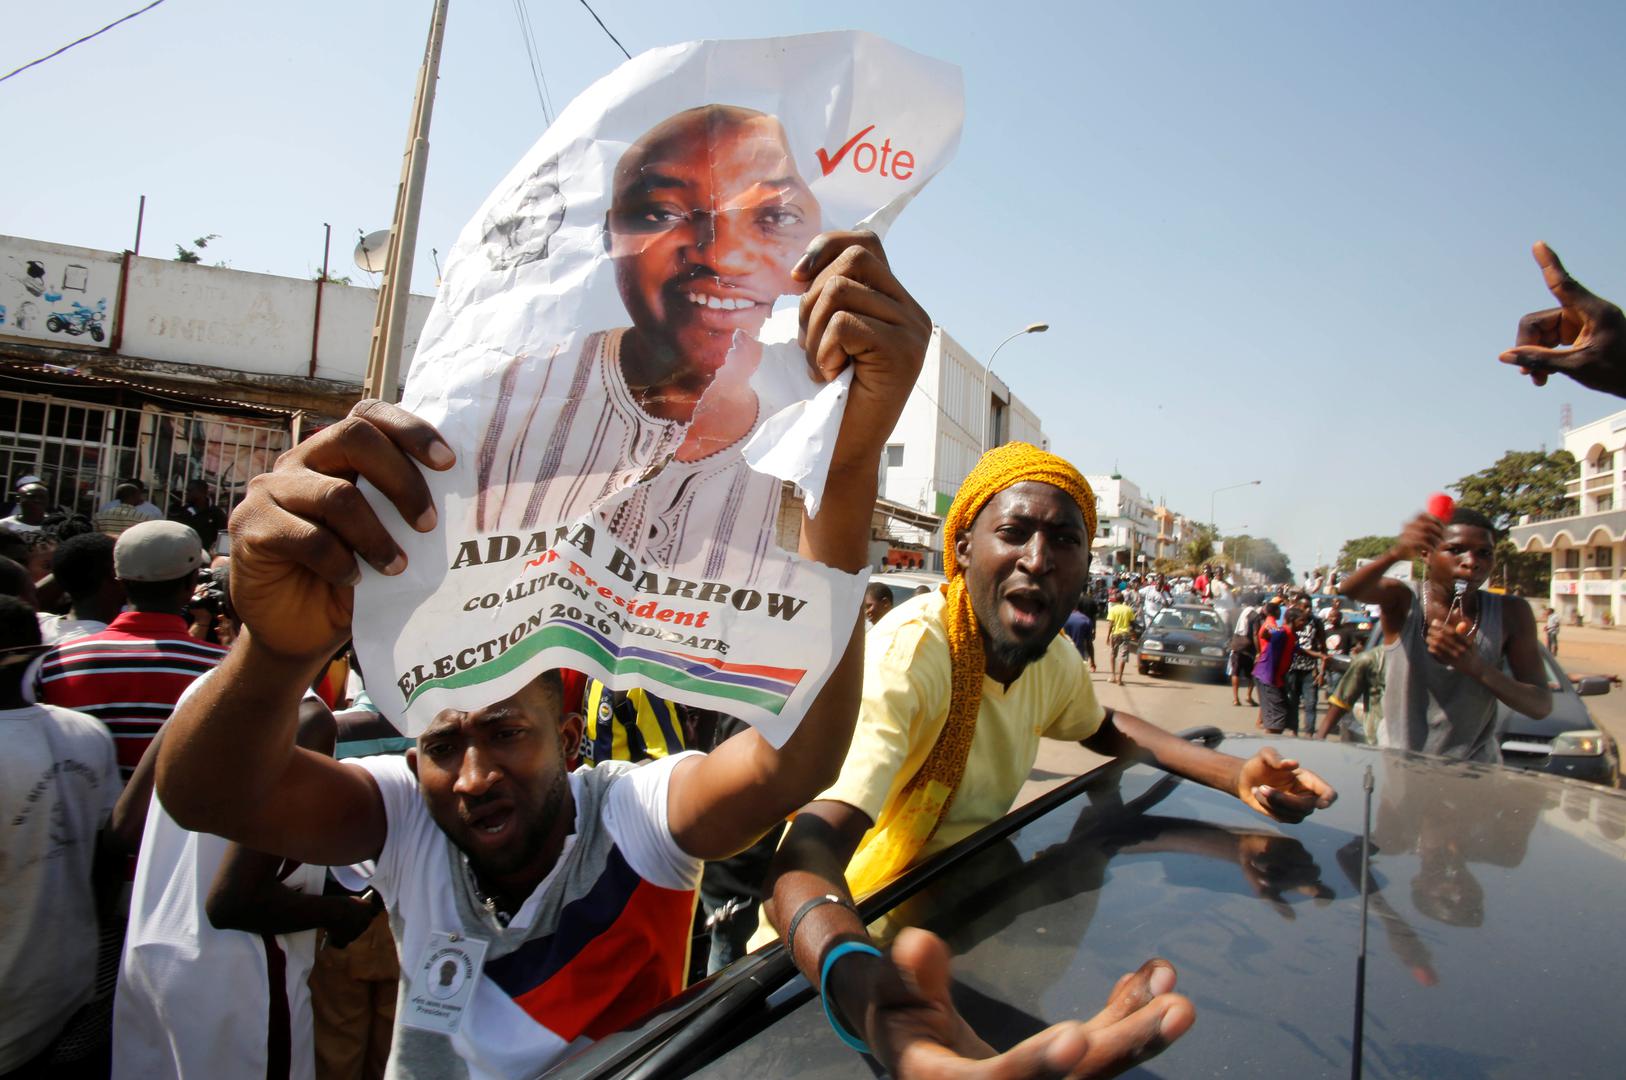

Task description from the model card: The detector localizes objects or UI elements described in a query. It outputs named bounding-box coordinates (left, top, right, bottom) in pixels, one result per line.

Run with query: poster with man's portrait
left=353, top=32, right=962, bottom=741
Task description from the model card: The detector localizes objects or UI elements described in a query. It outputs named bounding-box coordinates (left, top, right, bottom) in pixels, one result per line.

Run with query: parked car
left=1500, top=649, right=1620, bottom=786
left=1138, top=604, right=1229, bottom=678
left=1326, top=627, right=1619, bottom=786
left=547, top=733, right=1626, bottom=1078
left=873, top=569, right=945, bottom=608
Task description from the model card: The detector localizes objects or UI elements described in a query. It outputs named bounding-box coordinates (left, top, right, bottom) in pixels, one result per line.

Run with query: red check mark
left=816, top=124, right=875, bottom=176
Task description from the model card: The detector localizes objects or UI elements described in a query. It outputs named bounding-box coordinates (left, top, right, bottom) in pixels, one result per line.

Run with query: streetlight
left=1210, top=480, right=1261, bottom=534
left=980, top=322, right=1048, bottom=450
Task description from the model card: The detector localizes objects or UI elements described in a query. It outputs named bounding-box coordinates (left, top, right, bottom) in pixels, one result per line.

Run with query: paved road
left=1022, top=664, right=1257, bottom=806
left=1022, top=627, right=1626, bottom=807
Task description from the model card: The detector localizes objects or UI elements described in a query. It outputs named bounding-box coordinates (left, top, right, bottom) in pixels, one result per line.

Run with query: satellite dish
left=354, top=229, right=393, bottom=273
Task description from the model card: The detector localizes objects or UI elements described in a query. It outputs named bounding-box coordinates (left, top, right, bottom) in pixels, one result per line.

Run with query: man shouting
left=760, top=443, right=1336, bottom=1074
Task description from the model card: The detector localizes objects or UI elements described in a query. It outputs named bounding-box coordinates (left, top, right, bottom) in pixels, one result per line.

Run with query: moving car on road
left=1138, top=604, right=1230, bottom=678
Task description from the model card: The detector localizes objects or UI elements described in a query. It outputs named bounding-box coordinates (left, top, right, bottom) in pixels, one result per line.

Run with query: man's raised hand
left=1395, top=512, right=1444, bottom=562
left=793, top=230, right=932, bottom=470
left=1499, top=242, right=1626, bottom=397
left=227, top=399, right=454, bottom=660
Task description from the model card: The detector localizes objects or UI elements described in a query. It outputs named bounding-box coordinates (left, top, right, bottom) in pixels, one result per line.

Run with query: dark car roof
left=551, top=735, right=1626, bottom=1078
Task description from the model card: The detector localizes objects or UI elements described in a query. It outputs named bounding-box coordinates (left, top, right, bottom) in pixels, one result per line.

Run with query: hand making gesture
left=1499, top=241, right=1626, bottom=397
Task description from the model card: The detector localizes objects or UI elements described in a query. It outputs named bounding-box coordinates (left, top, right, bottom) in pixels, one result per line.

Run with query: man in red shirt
left=32, top=520, right=225, bottom=782
left=1252, top=605, right=1302, bottom=735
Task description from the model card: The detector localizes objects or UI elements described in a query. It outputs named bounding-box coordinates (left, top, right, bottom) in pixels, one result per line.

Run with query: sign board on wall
left=0, top=237, right=121, bottom=348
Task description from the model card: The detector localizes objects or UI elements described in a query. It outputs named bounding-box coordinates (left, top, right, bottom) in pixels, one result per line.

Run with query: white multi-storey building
left=1085, top=473, right=1159, bottom=575
left=1510, top=409, right=1626, bottom=626
left=877, top=326, right=1048, bottom=570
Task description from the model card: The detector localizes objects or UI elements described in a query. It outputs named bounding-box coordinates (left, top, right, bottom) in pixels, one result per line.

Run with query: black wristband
left=784, top=893, right=850, bottom=962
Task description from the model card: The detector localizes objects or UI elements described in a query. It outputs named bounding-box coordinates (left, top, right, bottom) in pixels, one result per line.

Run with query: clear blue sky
left=6, top=0, right=1625, bottom=575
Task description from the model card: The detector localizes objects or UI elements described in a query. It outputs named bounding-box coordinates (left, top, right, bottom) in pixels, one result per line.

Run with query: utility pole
left=363, top=0, right=450, bottom=404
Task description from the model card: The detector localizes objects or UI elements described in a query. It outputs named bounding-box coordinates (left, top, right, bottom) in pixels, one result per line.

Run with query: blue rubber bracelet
left=819, top=941, right=882, bottom=1055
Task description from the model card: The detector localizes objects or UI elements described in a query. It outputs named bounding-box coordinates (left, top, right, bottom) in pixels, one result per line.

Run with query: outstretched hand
left=1499, top=242, right=1626, bottom=397
left=1236, top=746, right=1337, bottom=823
left=865, top=929, right=1193, bottom=1079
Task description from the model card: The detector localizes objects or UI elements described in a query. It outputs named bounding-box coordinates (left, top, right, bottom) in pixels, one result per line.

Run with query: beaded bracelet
left=818, top=940, right=882, bottom=1054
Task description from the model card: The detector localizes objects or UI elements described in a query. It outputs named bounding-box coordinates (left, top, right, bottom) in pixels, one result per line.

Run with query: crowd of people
left=0, top=236, right=1619, bottom=1080
left=0, top=476, right=230, bottom=631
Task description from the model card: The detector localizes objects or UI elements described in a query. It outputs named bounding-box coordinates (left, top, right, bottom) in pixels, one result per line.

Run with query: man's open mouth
left=1004, top=589, right=1049, bottom=632
left=464, top=804, right=515, bottom=839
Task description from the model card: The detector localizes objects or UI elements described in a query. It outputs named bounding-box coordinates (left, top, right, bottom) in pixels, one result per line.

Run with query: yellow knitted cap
left=942, top=442, right=1096, bottom=575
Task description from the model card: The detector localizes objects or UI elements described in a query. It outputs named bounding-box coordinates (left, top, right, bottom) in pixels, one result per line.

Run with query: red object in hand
left=1427, top=493, right=1455, bottom=521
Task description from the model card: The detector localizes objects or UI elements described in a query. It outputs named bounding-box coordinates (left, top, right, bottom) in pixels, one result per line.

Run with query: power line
left=0, top=0, right=167, bottom=85
left=510, top=0, right=551, bottom=122
left=524, top=1, right=557, bottom=121
left=575, top=0, right=631, bottom=61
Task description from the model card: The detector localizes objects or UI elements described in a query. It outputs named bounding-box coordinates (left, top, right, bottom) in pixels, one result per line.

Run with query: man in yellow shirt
left=1104, top=588, right=1139, bottom=685
left=760, top=443, right=1337, bottom=1077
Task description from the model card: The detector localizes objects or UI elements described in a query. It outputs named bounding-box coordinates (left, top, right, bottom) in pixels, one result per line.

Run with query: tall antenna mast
left=1351, top=764, right=1374, bottom=1080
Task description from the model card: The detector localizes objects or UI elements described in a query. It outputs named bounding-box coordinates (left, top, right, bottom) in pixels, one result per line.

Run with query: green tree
left=1337, top=535, right=1398, bottom=571
left=1222, top=534, right=1291, bottom=583
left=1184, top=524, right=1216, bottom=569
left=1451, top=448, right=1576, bottom=595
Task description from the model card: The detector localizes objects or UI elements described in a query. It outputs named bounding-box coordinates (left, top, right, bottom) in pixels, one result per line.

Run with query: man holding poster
left=157, top=230, right=1181, bottom=1078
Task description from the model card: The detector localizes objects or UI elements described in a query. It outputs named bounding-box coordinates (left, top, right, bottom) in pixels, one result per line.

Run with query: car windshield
left=1153, top=609, right=1225, bottom=633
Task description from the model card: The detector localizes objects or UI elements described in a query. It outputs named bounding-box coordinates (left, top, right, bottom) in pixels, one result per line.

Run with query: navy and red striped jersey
left=32, top=611, right=226, bottom=782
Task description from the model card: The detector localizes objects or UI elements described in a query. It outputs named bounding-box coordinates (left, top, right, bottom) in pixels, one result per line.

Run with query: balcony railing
left=1519, top=507, right=1585, bottom=526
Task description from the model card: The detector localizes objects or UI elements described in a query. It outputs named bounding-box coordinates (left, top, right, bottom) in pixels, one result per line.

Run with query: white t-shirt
left=0, top=515, right=41, bottom=534
left=0, top=703, right=120, bottom=1071
left=113, top=793, right=327, bottom=1080
left=1139, top=585, right=1168, bottom=616
left=37, top=612, right=108, bottom=645
left=342, top=752, right=702, bottom=1079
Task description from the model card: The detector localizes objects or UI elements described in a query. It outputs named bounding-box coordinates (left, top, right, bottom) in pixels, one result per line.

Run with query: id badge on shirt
left=400, top=931, right=489, bottom=1035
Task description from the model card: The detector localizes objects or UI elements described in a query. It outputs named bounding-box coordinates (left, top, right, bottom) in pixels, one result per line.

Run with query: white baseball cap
left=115, top=521, right=207, bottom=583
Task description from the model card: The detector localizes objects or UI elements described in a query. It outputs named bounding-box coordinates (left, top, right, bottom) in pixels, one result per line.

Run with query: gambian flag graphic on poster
left=352, top=32, right=963, bottom=744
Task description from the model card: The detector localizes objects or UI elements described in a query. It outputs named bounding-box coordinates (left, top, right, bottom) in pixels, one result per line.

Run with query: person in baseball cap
left=34, top=523, right=226, bottom=788
left=115, top=520, right=207, bottom=585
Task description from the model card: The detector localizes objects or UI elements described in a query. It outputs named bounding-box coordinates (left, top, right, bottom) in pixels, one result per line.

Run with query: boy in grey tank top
left=1337, top=505, right=1552, bottom=762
